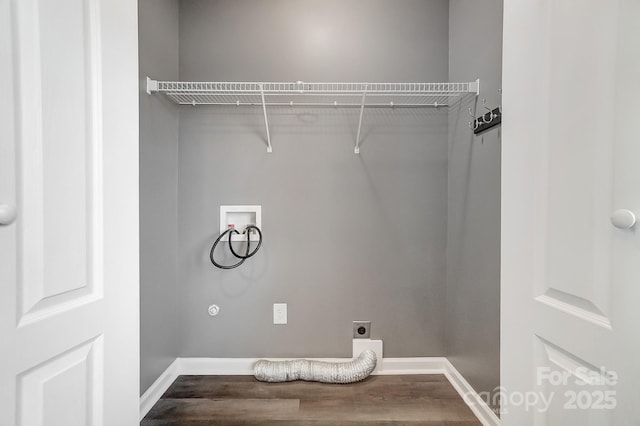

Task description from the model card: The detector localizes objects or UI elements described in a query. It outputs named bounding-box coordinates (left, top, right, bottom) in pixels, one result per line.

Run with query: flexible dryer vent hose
left=253, top=350, right=377, bottom=384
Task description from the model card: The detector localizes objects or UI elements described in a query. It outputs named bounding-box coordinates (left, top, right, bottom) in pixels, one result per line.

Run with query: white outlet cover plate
left=220, top=205, right=262, bottom=242
left=273, top=303, right=287, bottom=325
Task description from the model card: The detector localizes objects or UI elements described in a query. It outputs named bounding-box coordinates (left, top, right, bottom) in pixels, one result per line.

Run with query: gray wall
left=137, top=1, right=503, bottom=401
left=177, top=0, right=450, bottom=358
left=139, top=0, right=180, bottom=395
left=446, top=0, right=502, bottom=413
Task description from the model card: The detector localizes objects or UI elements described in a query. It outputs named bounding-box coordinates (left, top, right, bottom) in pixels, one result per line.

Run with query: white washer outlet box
left=220, top=205, right=262, bottom=242
left=273, top=303, right=287, bottom=324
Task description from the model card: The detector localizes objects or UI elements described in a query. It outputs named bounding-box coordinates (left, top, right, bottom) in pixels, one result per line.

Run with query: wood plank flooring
left=141, top=374, right=481, bottom=425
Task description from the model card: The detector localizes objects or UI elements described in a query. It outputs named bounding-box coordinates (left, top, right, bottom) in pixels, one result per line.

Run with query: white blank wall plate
left=353, top=339, right=383, bottom=373
left=273, top=303, right=287, bottom=325
left=219, top=205, right=262, bottom=242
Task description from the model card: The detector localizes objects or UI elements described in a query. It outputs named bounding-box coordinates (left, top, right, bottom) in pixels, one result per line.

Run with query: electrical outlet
left=273, top=303, right=287, bottom=325
left=353, top=321, right=371, bottom=338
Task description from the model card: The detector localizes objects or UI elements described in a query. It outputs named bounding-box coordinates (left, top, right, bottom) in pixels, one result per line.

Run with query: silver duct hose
left=253, top=350, right=377, bottom=384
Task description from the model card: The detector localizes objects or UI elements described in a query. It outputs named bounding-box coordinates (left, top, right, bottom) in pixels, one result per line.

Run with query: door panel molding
left=17, top=335, right=104, bottom=426
left=535, top=289, right=611, bottom=330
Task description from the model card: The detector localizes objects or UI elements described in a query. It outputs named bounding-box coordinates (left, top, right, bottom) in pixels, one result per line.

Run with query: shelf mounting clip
left=146, top=77, right=158, bottom=95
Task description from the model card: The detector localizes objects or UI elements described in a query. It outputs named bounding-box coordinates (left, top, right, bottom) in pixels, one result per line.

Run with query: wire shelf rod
left=166, top=102, right=450, bottom=107
left=165, top=92, right=464, bottom=98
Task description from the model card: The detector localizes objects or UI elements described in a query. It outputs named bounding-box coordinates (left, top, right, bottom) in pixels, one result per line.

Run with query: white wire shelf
left=146, top=78, right=479, bottom=153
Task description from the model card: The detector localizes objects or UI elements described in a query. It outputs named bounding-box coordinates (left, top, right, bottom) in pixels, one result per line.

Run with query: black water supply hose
left=228, top=224, right=262, bottom=259
left=209, top=225, right=263, bottom=269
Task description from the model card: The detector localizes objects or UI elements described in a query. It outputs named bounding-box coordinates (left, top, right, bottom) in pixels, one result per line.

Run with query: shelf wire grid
left=154, top=81, right=476, bottom=107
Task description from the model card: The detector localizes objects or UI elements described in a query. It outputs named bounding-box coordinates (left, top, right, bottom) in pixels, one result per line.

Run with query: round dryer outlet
left=353, top=321, right=371, bottom=338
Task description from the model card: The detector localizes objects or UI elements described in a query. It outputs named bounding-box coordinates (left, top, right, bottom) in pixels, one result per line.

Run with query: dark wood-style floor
left=141, top=374, right=481, bottom=425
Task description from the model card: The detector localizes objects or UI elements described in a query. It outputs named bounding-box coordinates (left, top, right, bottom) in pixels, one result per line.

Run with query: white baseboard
left=178, top=356, right=450, bottom=376
left=378, top=356, right=448, bottom=374
left=179, top=357, right=258, bottom=375
left=139, top=358, right=179, bottom=421
left=443, top=359, right=501, bottom=426
left=140, top=356, right=500, bottom=425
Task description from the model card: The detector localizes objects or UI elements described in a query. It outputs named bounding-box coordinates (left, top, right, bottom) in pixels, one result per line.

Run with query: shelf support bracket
left=146, top=77, right=158, bottom=95
left=469, top=78, right=480, bottom=96
left=354, top=86, right=368, bottom=154
left=259, top=83, right=272, bottom=153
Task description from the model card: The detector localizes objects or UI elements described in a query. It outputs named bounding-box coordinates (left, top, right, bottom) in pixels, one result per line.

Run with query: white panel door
left=502, top=0, right=640, bottom=424
left=0, top=0, right=139, bottom=424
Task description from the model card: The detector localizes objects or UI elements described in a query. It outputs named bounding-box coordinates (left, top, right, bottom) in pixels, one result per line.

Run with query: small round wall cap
left=208, top=304, right=220, bottom=316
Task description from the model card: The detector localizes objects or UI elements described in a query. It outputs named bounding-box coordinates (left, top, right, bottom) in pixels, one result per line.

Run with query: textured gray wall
left=177, top=0, right=450, bottom=358
left=446, top=0, right=502, bottom=413
left=139, top=0, right=180, bottom=395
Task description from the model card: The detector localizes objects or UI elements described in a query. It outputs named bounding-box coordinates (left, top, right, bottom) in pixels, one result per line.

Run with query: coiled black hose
left=229, top=225, right=262, bottom=259
left=209, top=225, right=262, bottom=269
